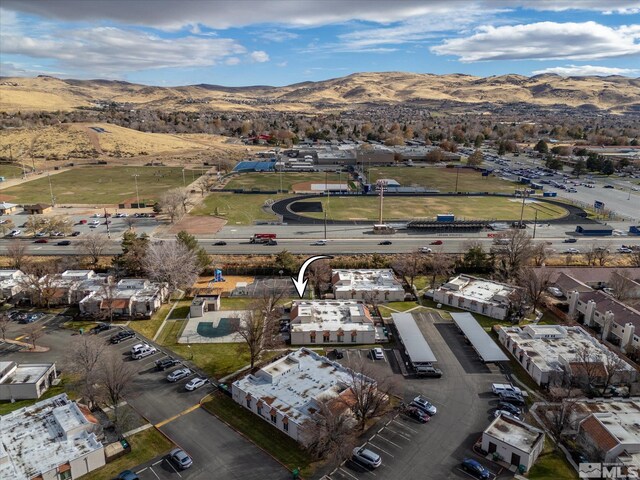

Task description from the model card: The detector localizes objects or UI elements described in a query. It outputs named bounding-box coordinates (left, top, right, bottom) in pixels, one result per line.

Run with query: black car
left=563, top=238, right=577, bottom=243
left=57, top=240, right=71, bottom=246
left=332, top=349, right=344, bottom=359
left=155, top=357, right=180, bottom=371
left=110, top=330, right=135, bottom=344
left=90, top=323, right=111, bottom=334
left=71, top=231, right=81, bottom=236
left=378, top=240, right=392, bottom=245
left=603, top=185, right=614, bottom=189
left=498, top=391, right=525, bottom=406
left=266, top=239, right=278, bottom=246
left=415, top=365, right=443, bottom=378
left=213, top=241, right=227, bottom=246
left=497, top=402, right=522, bottom=416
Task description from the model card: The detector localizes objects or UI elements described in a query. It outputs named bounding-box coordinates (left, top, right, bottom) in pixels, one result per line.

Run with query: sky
left=1, top=0, right=639, bottom=86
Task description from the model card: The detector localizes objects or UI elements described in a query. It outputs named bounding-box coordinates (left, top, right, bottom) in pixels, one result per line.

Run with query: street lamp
left=132, top=173, right=140, bottom=208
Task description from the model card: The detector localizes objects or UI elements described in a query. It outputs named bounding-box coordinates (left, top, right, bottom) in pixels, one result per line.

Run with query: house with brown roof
left=23, top=203, right=53, bottom=214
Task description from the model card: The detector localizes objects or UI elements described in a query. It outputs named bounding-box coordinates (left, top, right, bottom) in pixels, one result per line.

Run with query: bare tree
left=18, top=262, right=61, bottom=308
left=0, top=218, right=15, bottom=236
left=67, top=335, right=107, bottom=409
left=123, top=216, right=137, bottom=230
left=630, top=249, right=640, bottom=267
left=143, top=241, right=199, bottom=294
left=301, top=400, right=356, bottom=461
left=600, top=351, right=626, bottom=396
left=159, top=189, right=186, bottom=223
left=24, top=215, right=46, bottom=236
left=25, top=322, right=43, bottom=350
left=98, top=276, right=118, bottom=323
left=307, top=260, right=332, bottom=298
left=607, top=270, right=635, bottom=302
left=425, top=251, right=455, bottom=290
left=546, top=396, right=580, bottom=441
left=341, top=359, right=394, bottom=431
left=78, top=233, right=110, bottom=267
left=0, top=312, right=10, bottom=341
left=493, top=229, right=533, bottom=281
left=574, top=345, right=603, bottom=392
left=593, top=244, right=612, bottom=267
left=43, top=215, right=73, bottom=236
left=6, top=239, right=28, bottom=269
left=392, top=251, right=425, bottom=290
left=518, top=267, right=552, bottom=313
left=195, top=174, right=216, bottom=196
left=531, top=242, right=552, bottom=267
left=101, top=351, right=137, bottom=429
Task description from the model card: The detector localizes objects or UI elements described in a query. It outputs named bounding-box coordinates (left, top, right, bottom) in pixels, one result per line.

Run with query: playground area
left=178, top=310, right=247, bottom=344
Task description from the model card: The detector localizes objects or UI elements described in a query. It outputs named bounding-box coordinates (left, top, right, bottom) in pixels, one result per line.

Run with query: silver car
left=169, top=448, right=193, bottom=469
left=167, top=368, right=191, bottom=382
left=352, top=446, right=382, bottom=469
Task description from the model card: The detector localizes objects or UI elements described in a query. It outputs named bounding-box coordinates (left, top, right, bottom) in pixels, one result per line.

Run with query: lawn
left=0, top=166, right=202, bottom=205
left=202, top=393, right=315, bottom=477
left=528, top=442, right=577, bottom=480
left=191, top=192, right=292, bottom=225
left=62, top=319, right=99, bottom=333
left=157, top=319, right=252, bottom=379
left=368, top=166, right=516, bottom=193
left=219, top=297, right=256, bottom=310
left=295, top=196, right=567, bottom=222
left=168, top=299, right=193, bottom=319
left=130, top=303, right=172, bottom=339
left=0, top=164, right=24, bottom=179
left=0, top=376, right=71, bottom=415
left=90, top=428, right=173, bottom=480
left=225, top=172, right=349, bottom=192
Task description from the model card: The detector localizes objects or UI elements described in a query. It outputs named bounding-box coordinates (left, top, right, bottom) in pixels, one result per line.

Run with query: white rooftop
left=332, top=269, right=403, bottom=293
left=441, top=275, right=514, bottom=303
left=588, top=400, right=640, bottom=446
left=0, top=363, right=52, bottom=385
left=0, top=269, right=23, bottom=280
left=234, top=348, right=372, bottom=422
left=500, top=325, right=635, bottom=374
left=60, top=270, right=95, bottom=280
left=0, top=393, right=103, bottom=480
left=291, top=300, right=374, bottom=333
left=484, top=415, right=544, bottom=454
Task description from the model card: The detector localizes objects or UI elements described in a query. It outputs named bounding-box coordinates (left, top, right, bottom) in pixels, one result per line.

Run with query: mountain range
left=1, top=72, right=639, bottom=114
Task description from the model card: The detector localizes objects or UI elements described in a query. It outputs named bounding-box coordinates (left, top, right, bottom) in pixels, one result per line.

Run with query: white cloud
left=277, top=61, right=288, bottom=67
left=249, top=50, right=270, bottom=63
left=532, top=64, right=640, bottom=76
left=1, top=27, right=246, bottom=77
left=259, top=30, right=299, bottom=42
left=431, top=22, right=640, bottom=61
left=225, top=57, right=241, bottom=66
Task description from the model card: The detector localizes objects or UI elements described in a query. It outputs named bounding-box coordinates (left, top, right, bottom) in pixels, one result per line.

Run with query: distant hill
left=1, top=72, right=639, bottom=113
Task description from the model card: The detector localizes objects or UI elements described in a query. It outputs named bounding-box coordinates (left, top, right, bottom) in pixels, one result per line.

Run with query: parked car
left=9, top=229, right=21, bottom=237
left=89, top=220, right=100, bottom=226
left=155, top=357, right=180, bottom=371
left=498, top=391, right=525, bottom=406
left=110, top=330, right=135, bottom=344
left=497, top=402, right=522, bottom=416
left=213, top=241, right=227, bottom=246
left=185, top=377, right=207, bottom=391
left=169, top=448, right=193, bottom=470
left=331, top=349, right=344, bottom=359
left=461, top=458, right=491, bottom=479
left=132, top=346, right=157, bottom=359
left=618, top=247, right=633, bottom=254
left=404, top=406, right=430, bottom=423
left=352, top=446, right=382, bottom=469
left=370, top=347, right=384, bottom=360
left=547, top=286, right=563, bottom=297
left=117, top=470, right=140, bottom=480
left=167, top=368, right=192, bottom=382
left=603, top=185, right=614, bottom=189
left=33, top=239, right=48, bottom=243
left=411, top=395, right=437, bottom=416
left=90, top=323, right=111, bottom=334
left=57, top=240, right=71, bottom=246
left=130, top=343, right=150, bottom=355
left=71, top=231, right=81, bottom=236
left=491, top=383, right=523, bottom=396
left=494, top=409, right=520, bottom=419
left=415, top=364, right=443, bottom=378
left=430, top=240, right=443, bottom=245
left=378, top=240, right=392, bottom=245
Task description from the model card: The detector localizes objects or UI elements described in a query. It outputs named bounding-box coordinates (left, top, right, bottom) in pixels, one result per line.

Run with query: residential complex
left=0, top=361, right=57, bottom=401
left=0, top=393, right=105, bottom=480
left=497, top=325, right=636, bottom=387
left=79, top=278, right=168, bottom=319
left=432, top=275, right=517, bottom=320
left=0, top=269, right=25, bottom=301
left=331, top=269, right=404, bottom=302
left=481, top=415, right=545, bottom=472
left=289, top=300, right=376, bottom=345
left=232, top=348, right=373, bottom=444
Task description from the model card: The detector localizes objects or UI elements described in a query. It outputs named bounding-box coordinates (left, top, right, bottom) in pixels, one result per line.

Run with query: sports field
left=368, top=166, right=516, bottom=193
left=225, top=172, right=350, bottom=192
left=0, top=164, right=24, bottom=180
left=191, top=192, right=292, bottom=224
left=0, top=166, right=202, bottom=204
left=295, top=196, right=567, bottom=221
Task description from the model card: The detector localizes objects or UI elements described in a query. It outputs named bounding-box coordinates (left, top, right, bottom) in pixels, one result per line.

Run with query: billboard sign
left=594, top=200, right=604, bottom=210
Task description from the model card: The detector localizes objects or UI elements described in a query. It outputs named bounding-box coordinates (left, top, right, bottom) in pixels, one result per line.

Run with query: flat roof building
left=0, top=393, right=105, bottom=480
left=232, top=348, right=374, bottom=444
left=0, top=361, right=57, bottom=400
left=331, top=269, right=404, bottom=302
left=289, top=300, right=377, bottom=345
left=392, top=312, right=437, bottom=364
left=433, top=275, right=517, bottom=320
left=482, top=415, right=545, bottom=472
left=0, top=269, right=25, bottom=301
left=497, top=325, right=636, bottom=387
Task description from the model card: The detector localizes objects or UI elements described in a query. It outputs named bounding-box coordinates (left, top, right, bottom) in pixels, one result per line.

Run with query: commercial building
left=0, top=361, right=57, bottom=401
left=232, top=348, right=374, bottom=444
left=289, top=300, right=376, bottom=345
left=0, top=393, right=105, bottom=480
left=497, top=325, right=636, bottom=387
left=481, top=415, right=545, bottom=472
left=577, top=399, right=640, bottom=466
left=569, top=290, right=640, bottom=354
left=331, top=269, right=405, bottom=302
left=0, top=269, right=25, bottom=301
left=575, top=224, right=614, bottom=236
left=432, top=275, right=517, bottom=320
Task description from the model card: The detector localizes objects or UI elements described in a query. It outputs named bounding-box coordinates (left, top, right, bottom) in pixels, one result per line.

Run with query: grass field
left=0, top=166, right=202, bottom=204
left=528, top=442, right=577, bottom=480
left=368, top=166, right=516, bottom=193
left=0, top=376, right=71, bottom=415
left=0, top=164, right=25, bottom=179
left=191, top=192, right=292, bottom=224
left=296, top=196, right=567, bottom=221
left=225, top=172, right=349, bottom=192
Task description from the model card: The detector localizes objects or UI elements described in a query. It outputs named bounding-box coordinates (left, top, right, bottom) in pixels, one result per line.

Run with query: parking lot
left=325, top=311, right=511, bottom=480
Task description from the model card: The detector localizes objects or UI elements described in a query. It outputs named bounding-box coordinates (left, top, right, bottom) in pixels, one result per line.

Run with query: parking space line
left=339, top=468, right=359, bottom=480
left=383, top=426, right=412, bottom=440
left=155, top=403, right=200, bottom=428
left=148, top=467, right=161, bottom=479
left=374, top=434, right=402, bottom=448
left=391, top=419, right=418, bottom=434
left=367, top=442, right=394, bottom=457
left=167, top=459, right=182, bottom=478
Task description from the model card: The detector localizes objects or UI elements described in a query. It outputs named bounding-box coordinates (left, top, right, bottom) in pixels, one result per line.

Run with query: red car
left=404, top=406, right=430, bottom=423
left=33, top=238, right=48, bottom=243
left=430, top=240, right=443, bottom=245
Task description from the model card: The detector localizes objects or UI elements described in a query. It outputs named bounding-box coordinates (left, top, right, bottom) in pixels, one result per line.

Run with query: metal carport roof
left=392, top=312, right=436, bottom=363
left=450, top=312, right=509, bottom=362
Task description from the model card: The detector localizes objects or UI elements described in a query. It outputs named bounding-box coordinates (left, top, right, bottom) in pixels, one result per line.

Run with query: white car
left=89, top=220, right=100, bottom=226
left=130, top=343, right=149, bottom=355
left=371, top=347, right=384, bottom=360
left=9, top=229, right=21, bottom=237
left=312, top=240, right=327, bottom=246
left=419, top=247, right=433, bottom=253
left=547, top=287, right=563, bottom=297
left=564, top=248, right=580, bottom=254
left=132, top=346, right=157, bottom=359
left=618, top=247, right=633, bottom=254
left=92, top=213, right=102, bottom=218
left=494, top=409, right=520, bottom=419
left=185, top=377, right=207, bottom=391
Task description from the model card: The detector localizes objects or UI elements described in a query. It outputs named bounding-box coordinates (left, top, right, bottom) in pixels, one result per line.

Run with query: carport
left=450, top=312, right=508, bottom=362
left=392, top=313, right=436, bottom=364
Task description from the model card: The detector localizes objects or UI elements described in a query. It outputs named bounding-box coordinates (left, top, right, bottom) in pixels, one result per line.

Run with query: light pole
left=48, top=173, right=55, bottom=207
left=182, top=169, right=186, bottom=187
left=518, top=189, right=528, bottom=228
left=132, top=173, right=140, bottom=208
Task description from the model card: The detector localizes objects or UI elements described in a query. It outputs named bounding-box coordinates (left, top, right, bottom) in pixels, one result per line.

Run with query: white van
left=492, top=383, right=523, bottom=396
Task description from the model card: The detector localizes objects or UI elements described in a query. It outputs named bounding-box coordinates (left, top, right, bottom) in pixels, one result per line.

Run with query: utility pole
left=48, top=173, right=55, bottom=207
left=532, top=208, right=538, bottom=238
left=377, top=179, right=387, bottom=225
left=519, top=189, right=527, bottom=228
left=133, top=173, right=140, bottom=208
left=182, top=168, right=186, bottom=187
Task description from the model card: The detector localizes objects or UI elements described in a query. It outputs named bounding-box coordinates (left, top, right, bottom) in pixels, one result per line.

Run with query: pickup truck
left=492, top=383, right=523, bottom=396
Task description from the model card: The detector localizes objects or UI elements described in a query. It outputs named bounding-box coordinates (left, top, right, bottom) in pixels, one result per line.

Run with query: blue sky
left=1, top=0, right=639, bottom=86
